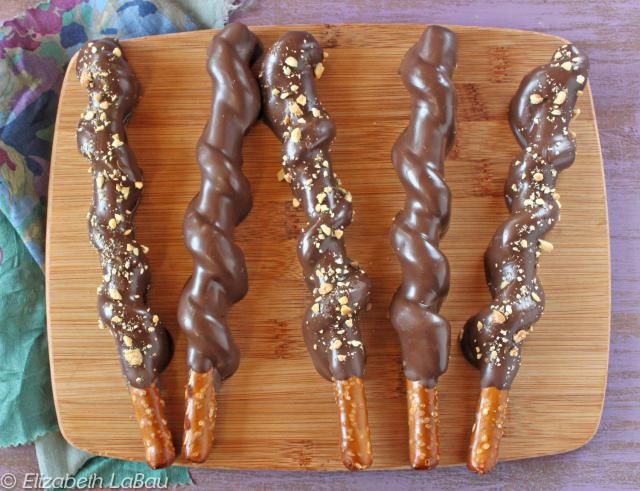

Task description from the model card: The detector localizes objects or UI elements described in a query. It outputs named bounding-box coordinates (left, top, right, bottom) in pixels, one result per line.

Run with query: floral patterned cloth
left=0, top=0, right=234, bottom=267
left=0, top=0, right=239, bottom=486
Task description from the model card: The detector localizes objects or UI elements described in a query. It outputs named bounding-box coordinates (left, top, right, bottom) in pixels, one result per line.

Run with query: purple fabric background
left=1, top=0, right=639, bottom=489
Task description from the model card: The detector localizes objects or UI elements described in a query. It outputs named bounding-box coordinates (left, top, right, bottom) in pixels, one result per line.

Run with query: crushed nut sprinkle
left=290, top=127, right=302, bottom=143
left=329, top=339, right=342, bottom=350
left=318, top=283, right=333, bottom=295
left=284, top=56, right=298, bottom=67
left=529, top=93, right=544, bottom=104
left=553, top=90, right=567, bottom=105
left=109, top=288, right=122, bottom=300
left=538, top=239, right=554, bottom=252
left=259, top=33, right=370, bottom=381
left=462, top=45, right=587, bottom=386
left=77, top=40, right=169, bottom=385
left=491, top=310, right=506, bottom=324
left=111, top=133, right=124, bottom=148
left=124, top=348, right=143, bottom=367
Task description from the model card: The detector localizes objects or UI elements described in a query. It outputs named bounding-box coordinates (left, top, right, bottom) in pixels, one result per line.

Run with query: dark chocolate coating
left=389, top=26, right=457, bottom=389
left=259, top=32, right=372, bottom=381
left=76, top=39, right=173, bottom=389
left=460, top=45, right=589, bottom=390
left=177, top=24, right=261, bottom=377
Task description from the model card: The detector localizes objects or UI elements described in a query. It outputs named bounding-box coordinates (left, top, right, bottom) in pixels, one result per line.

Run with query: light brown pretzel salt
left=335, top=377, right=373, bottom=470
left=182, top=369, right=217, bottom=463
left=406, top=381, right=440, bottom=469
left=130, top=384, right=176, bottom=469
left=468, top=388, right=509, bottom=474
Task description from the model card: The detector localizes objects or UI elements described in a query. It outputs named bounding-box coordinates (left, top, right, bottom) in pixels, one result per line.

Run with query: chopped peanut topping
left=290, top=127, right=302, bottom=143
left=124, top=348, right=143, bottom=367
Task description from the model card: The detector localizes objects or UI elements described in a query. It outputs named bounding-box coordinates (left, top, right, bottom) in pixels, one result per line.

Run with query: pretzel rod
left=468, top=387, right=509, bottom=474
left=406, top=380, right=440, bottom=470
left=76, top=39, right=175, bottom=468
left=182, top=369, right=218, bottom=463
left=130, top=384, right=176, bottom=469
left=334, top=377, right=372, bottom=470
left=389, top=26, right=457, bottom=470
left=177, top=23, right=261, bottom=462
left=460, top=45, right=589, bottom=473
left=258, top=32, right=372, bottom=470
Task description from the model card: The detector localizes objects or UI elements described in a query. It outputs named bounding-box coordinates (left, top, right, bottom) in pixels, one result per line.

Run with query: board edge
left=46, top=23, right=611, bottom=470
left=45, top=48, right=83, bottom=450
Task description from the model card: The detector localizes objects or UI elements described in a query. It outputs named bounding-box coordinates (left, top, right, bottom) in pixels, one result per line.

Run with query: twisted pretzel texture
left=76, top=38, right=175, bottom=469
left=389, top=25, right=457, bottom=470
left=461, top=44, right=589, bottom=474
left=259, top=31, right=372, bottom=470
left=177, top=23, right=262, bottom=463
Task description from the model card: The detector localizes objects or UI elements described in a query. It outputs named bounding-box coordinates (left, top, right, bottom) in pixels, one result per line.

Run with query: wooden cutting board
left=46, top=24, right=610, bottom=470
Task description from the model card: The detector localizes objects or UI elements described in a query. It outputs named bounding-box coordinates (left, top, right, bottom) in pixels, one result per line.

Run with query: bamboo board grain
left=46, top=24, right=609, bottom=470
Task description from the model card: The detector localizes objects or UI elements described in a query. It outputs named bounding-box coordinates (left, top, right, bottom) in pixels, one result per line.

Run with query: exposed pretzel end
left=182, top=369, right=217, bottom=463
left=468, top=387, right=509, bottom=474
left=129, top=384, right=176, bottom=469
left=406, top=379, right=440, bottom=470
left=334, top=377, right=372, bottom=471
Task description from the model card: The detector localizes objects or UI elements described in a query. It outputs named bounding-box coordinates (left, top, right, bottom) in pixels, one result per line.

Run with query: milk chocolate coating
left=76, top=39, right=173, bottom=389
left=390, top=26, right=457, bottom=389
left=177, top=24, right=261, bottom=376
left=460, top=45, right=589, bottom=389
left=259, top=32, right=371, bottom=381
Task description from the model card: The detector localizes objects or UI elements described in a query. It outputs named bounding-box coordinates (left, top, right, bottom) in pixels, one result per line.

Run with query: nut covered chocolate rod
left=76, top=39, right=175, bottom=469
left=258, top=31, right=373, bottom=471
left=177, top=23, right=262, bottom=463
left=460, top=45, right=589, bottom=474
left=389, top=25, right=457, bottom=470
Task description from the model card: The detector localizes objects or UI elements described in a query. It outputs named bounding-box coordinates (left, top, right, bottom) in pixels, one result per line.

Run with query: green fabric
left=54, top=457, right=192, bottom=491
left=35, top=432, right=93, bottom=485
left=0, top=213, right=191, bottom=491
left=0, top=211, right=57, bottom=445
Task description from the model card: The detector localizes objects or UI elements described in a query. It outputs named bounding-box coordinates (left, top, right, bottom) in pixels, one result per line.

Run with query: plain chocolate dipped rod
left=389, top=25, right=457, bottom=470
left=177, top=23, right=262, bottom=463
left=460, top=45, right=589, bottom=474
left=259, top=31, right=373, bottom=471
left=76, top=39, right=175, bottom=469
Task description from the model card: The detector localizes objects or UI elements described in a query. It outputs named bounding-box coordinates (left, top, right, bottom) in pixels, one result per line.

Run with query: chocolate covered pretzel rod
left=390, top=25, right=457, bottom=470
left=259, top=31, right=373, bottom=471
left=177, top=23, right=261, bottom=463
left=460, top=45, right=589, bottom=474
left=76, top=39, right=175, bottom=469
